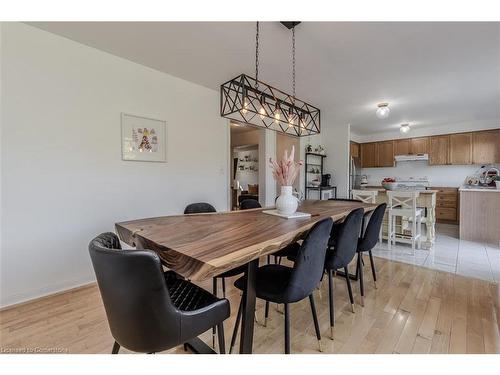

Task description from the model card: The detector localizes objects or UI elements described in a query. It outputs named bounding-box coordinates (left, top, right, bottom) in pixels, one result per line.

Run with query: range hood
left=394, top=153, right=429, bottom=162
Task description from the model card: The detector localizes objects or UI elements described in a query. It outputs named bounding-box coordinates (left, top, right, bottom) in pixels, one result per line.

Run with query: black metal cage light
left=220, top=74, right=320, bottom=137
left=220, top=22, right=321, bottom=137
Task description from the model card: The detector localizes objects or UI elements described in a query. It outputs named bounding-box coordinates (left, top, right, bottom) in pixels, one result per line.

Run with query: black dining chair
left=88, top=232, right=230, bottom=354
left=184, top=202, right=216, bottom=214
left=355, top=203, right=387, bottom=305
left=239, top=199, right=262, bottom=210
left=183, top=202, right=247, bottom=348
left=230, top=218, right=333, bottom=354
left=323, top=208, right=364, bottom=339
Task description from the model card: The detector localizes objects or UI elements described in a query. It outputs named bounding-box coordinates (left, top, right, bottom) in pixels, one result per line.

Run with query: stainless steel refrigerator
left=349, top=156, right=361, bottom=197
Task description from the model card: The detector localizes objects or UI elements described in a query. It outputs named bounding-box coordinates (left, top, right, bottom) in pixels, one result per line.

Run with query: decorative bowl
left=382, top=182, right=397, bottom=190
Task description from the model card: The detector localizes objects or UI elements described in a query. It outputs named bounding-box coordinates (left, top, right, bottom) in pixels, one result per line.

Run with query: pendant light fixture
left=376, top=102, right=390, bottom=119
left=220, top=22, right=320, bottom=137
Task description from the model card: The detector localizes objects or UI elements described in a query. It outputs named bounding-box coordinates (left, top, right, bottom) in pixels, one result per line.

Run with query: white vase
left=496, top=181, right=500, bottom=189
left=276, top=186, right=298, bottom=215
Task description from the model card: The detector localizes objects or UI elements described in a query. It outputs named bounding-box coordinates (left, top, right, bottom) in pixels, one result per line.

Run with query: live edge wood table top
left=115, top=200, right=376, bottom=282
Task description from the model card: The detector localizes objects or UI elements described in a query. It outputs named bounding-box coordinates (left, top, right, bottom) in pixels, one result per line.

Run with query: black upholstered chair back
left=358, top=203, right=387, bottom=252
left=325, top=208, right=364, bottom=269
left=285, top=218, right=333, bottom=303
left=240, top=199, right=262, bottom=210
left=184, top=202, right=216, bottom=214
left=89, top=233, right=180, bottom=353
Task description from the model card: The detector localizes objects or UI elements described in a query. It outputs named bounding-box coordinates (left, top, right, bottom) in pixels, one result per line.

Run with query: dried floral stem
left=269, top=145, right=304, bottom=186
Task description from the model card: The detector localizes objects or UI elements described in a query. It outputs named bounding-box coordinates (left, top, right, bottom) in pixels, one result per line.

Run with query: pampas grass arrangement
left=269, top=145, right=304, bottom=186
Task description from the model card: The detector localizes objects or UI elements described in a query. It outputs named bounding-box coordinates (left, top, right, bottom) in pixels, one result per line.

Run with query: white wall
left=361, top=161, right=500, bottom=188
left=322, top=117, right=351, bottom=198
left=0, top=23, right=230, bottom=307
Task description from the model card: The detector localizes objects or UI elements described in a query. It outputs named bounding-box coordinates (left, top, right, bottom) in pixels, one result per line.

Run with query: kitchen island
left=459, top=187, right=500, bottom=245
left=359, top=187, right=437, bottom=248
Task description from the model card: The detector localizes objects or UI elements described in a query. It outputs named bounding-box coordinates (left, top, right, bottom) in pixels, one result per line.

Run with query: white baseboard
left=0, top=276, right=96, bottom=309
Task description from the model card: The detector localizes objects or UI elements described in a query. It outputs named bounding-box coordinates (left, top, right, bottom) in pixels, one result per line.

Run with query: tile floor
left=371, top=223, right=500, bottom=283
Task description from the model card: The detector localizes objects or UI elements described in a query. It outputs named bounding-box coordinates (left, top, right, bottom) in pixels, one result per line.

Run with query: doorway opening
left=230, top=122, right=263, bottom=210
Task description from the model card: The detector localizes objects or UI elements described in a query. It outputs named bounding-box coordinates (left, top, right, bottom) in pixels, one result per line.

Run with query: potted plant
left=269, top=145, right=303, bottom=215
left=494, top=175, right=500, bottom=189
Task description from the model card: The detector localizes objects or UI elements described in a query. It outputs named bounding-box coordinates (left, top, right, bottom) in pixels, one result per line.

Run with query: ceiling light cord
left=292, top=25, right=296, bottom=99
left=255, top=21, right=259, bottom=90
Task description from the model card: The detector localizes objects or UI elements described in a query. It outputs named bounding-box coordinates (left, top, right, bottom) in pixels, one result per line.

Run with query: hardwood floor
left=1, top=256, right=499, bottom=354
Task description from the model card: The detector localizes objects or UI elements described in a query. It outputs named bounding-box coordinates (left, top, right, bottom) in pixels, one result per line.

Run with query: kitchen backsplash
left=361, top=160, right=500, bottom=187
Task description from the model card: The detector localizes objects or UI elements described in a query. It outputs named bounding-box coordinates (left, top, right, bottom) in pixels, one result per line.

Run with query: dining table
left=115, top=199, right=376, bottom=354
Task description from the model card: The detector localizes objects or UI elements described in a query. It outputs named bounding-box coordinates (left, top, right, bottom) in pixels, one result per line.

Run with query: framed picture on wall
left=121, top=113, right=167, bottom=162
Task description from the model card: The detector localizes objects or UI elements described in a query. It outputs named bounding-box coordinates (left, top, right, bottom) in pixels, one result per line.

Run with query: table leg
left=239, top=258, right=258, bottom=354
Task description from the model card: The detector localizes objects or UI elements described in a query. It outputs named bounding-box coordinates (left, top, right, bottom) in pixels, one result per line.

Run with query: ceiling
left=30, top=22, right=500, bottom=135
left=230, top=122, right=257, bottom=134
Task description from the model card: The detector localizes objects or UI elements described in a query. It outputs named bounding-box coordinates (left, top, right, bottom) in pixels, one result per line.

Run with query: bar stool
left=352, top=190, right=383, bottom=244
left=351, top=189, right=378, bottom=203
left=387, top=191, right=422, bottom=252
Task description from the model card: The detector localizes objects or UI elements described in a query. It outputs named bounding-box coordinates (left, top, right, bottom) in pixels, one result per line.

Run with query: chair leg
left=417, top=215, right=422, bottom=250
left=412, top=215, right=417, bottom=253
left=327, top=269, right=335, bottom=339
left=387, top=212, right=391, bottom=249
left=267, top=255, right=271, bottom=264
left=264, top=300, right=270, bottom=327
left=229, top=297, right=243, bottom=354
left=217, top=322, right=226, bottom=354
left=222, top=278, right=226, bottom=298
left=212, top=278, right=217, bottom=348
left=357, top=253, right=365, bottom=307
left=368, top=250, right=377, bottom=289
left=308, top=294, right=322, bottom=352
left=344, top=266, right=355, bottom=313
left=284, top=303, right=291, bottom=354
left=111, top=341, right=120, bottom=354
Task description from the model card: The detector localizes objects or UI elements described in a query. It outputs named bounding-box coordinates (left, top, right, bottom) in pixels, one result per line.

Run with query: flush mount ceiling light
left=400, top=123, right=410, bottom=134
left=376, top=102, right=390, bottom=119
left=220, top=22, right=320, bottom=137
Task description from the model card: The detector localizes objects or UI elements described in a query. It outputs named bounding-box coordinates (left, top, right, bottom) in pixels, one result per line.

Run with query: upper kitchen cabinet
left=377, top=140, right=395, bottom=167
left=473, top=129, right=500, bottom=164
left=360, top=142, right=378, bottom=168
left=449, top=132, right=473, bottom=165
left=394, top=139, right=410, bottom=155
left=350, top=141, right=360, bottom=158
left=429, top=135, right=450, bottom=165
left=410, top=137, right=429, bottom=154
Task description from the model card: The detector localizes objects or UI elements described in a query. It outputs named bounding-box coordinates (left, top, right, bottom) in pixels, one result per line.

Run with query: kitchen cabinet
left=360, top=142, right=377, bottom=168
left=350, top=141, right=360, bottom=158
left=429, top=135, right=450, bottom=165
left=359, top=129, right=498, bottom=168
left=432, top=187, right=459, bottom=223
left=410, top=137, right=429, bottom=154
left=377, top=140, right=395, bottom=167
left=473, top=129, right=500, bottom=164
left=449, top=132, right=472, bottom=165
left=394, top=139, right=410, bottom=155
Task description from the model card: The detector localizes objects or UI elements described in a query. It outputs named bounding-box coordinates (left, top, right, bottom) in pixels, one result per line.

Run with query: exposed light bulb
left=288, top=107, right=295, bottom=126
left=400, top=123, right=410, bottom=134
left=241, top=96, right=249, bottom=114
left=274, top=112, right=280, bottom=122
left=376, top=103, right=390, bottom=119
left=259, top=106, right=266, bottom=119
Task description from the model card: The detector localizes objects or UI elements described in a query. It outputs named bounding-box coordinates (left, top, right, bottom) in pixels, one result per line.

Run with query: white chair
left=387, top=191, right=422, bottom=252
left=352, top=189, right=378, bottom=203
left=352, top=190, right=383, bottom=244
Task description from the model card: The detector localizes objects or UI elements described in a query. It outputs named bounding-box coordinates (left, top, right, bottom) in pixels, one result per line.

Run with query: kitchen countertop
left=359, top=186, right=438, bottom=194
left=459, top=186, right=500, bottom=193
